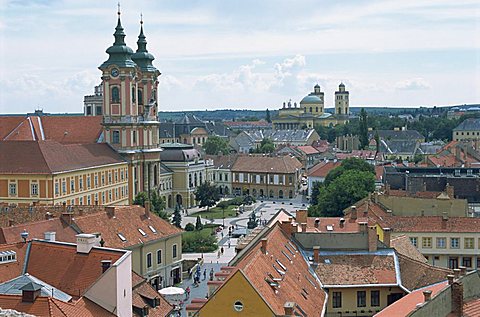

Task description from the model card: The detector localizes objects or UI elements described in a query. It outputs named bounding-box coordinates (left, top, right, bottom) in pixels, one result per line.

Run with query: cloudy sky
left=0, top=0, right=479, bottom=114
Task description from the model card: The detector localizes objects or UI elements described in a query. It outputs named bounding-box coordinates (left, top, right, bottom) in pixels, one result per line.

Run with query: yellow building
left=272, top=83, right=350, bottom=130
left=0, top=141, right=129, bottom=206
left=453, top=118, right=480, bottom=141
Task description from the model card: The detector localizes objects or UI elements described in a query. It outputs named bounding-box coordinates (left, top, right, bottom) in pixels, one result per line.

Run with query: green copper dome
left=99, top=14, right=136, bottom=70
left=300, top=95, right=322, bottom=104
left=131, top=22, right=159, bottom=73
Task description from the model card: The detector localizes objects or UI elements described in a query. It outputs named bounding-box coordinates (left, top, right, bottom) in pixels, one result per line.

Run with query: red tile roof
left=0, top=116, right=26, bottom=140
left=397, top=254, right=450, bottom=291
left=388, top=189, right=443, bottom=199
left=307, top=161, right=341, bottom=178
left=390, top=235, right=426, bottom=263
left=384, top=216, right=480, bottom=233
left=132, top=272, right=173, bottom=317
left=296, top=145, right=319, bottom=155
left=232, top=155, right=302, bottom=174
left=232, top=223, right=327, bottom=316
left=463, top=297, right=480, bottom=317
left=0, top=243, right=28, bottom=282
left=315, top=254, right=397, bottom=286
left=25, top=240, right=124, bottom=297
left=0, top=140, right=126, bottom=174
left=73, top=206, right=183, bottom=249
left=39, top=116, right=103, bottom=144
left=305, top=217, right=361, bottom=233
left=0, top=218, right=77, bottom=244
left=374, top=281, right=448, bottom=317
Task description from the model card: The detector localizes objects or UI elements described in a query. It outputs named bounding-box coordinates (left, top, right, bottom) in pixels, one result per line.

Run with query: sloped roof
left=232, top=155, right=302, bottom=174
left=383, top=216, right=480, bottom=233
left=296, top=145, right=319, bottom=155
left=0, top=116, right=26, bottom=140
left=204, top=154, right=238, bottom=169
left=305, top=217, right=361, bottom=233
left=73, top=206, right=183, bottom=249
left=132, top=272, right=174, bottom=317
left=390, top=235, right=426, bottom=263
left=0, top=141, right=126, bottom=174
left=307, top=161, right=341, bottom=178
left=397, top=254, right=450, bottom=291
left=0, top=218, right=77, bottom=244
left=0, top=274, right=71, bottom=302
left=232, top=223, right=327, bottom=317
left=453, top=118, right=480, bottom=131
left=0, top=243, right=28, bottom=282
left=375, top=130, right=425, bottom=141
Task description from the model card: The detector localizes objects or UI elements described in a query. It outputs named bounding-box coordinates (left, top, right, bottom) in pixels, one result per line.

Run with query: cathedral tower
left=335, top=83, right=349, bottom=115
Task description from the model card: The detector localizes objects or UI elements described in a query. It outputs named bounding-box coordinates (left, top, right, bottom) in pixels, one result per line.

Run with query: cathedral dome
left=300, top=95, right=322, bottom=104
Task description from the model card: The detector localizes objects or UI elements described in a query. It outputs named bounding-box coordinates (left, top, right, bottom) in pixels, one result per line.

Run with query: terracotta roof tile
left=305, top=217, right=361, bottom=233
left=307, top=161, right=341, bottom=178
left=464, top=297, right=480, bottom=317
left=374, top=281, right=448, bottom=317
left=384, top=216, right=480, bottom=233
left=0, top=243, right=28, bottom=282
left=296, top=145, right=319, bottom=155
left=204, top=154, right=238, bottom=169
left=40, top=116, right=103, bottom=144
left=25, top=240, right=124, bottom=297
left=132, top=272, right=173, bottom=317
left=388, top=189, right=443, bottom=199
left=0, top=218, right=77, bottom=244
left=73, top=206, right=183, bottom=249
left=0, top=116, right=27, bottom=140
left=233, top=224, right=327, bottom=316
left=232, top=155, right=302, bottom=174
left=315, top=253, right=397, bottom=286
left=390, top=235, right=426, bottom=263
left=397, top=254, right=451, bottom=291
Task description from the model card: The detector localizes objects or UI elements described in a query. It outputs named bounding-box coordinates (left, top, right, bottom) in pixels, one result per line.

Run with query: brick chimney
left=45, top=212, right=53, bottom=220
left=145, top=201, right=151, bottom=218
left=383, top=228, right=391, bottom=248
left=21, top=282, right=41, bottom=303
left=296, top=210, right=307, bottom=224
left=106, top=206, right=115, bottom=217
left=101, top=260, right=112, bottom=273
left=313, top=246, right=320, bottom=264
left=61, top=212, right=73, bottom=225
left=62, top=202, right=67, bottom=212
left=314, top=218, right=320, bottom=229
left=368, top=226, right=378, bottom=252
left=453, top=268, right=461, bottom=279
left=301, top=223, right=307, bottom=232
left=350, top=206, right=357, bottom=220
left=283, top=302, right=295, bottom=316
left=447, top=274, right=455, bottom=285
left=260, top=238, right=268, bottom=254
left=459, top=266, right=467, bottom=276
left=280, top=220, right=297, bottom=237
left=446, top=183, right=454, bottom=199
left=451, top=282, right=464, bottom=317
left=423, top=290, right=432, bottom=302
left=359, top=222, right=368, bottom=233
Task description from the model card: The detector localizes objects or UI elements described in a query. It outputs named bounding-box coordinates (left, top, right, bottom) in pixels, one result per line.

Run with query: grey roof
left=178, top=114, right=203, bottom=125
left=160, top=163, right=173, bottom=174
left=159, top=119, right=232, bottom=139
left=241, top=129, right=316, bottom=143
left=380, top=139, right=419, bottom=155
left=453, top=118, right=480, bottom=131
left=161, top=143, right=202, bottom=162
left=0, top=274, right=72, bottom=302
left=300, top=95, right=322, bottom=104
left=374, top=130, right=424, bottom=141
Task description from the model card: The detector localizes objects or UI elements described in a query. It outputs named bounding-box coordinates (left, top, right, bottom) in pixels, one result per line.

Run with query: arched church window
left=138, top=89, right=143, bottom=105
left=309, top=107, right=312, bottom=113
left=132, top=87, right=136, bottom=103
left=111, top=87, right=120, bottom=103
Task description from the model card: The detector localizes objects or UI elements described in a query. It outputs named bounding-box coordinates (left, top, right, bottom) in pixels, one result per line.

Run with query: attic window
left=326, top=225, right=334, bottom=231
left=324, top=259, right=331, bottom=264
left=138, top=228, right=147, bottom=237
left=287, top=241, right=298, bottom=252
left=0, top=250, right=16, bottom=264
left=117, top=233, right=127, bottom=242
left=148, top=226, right=157, bottom=234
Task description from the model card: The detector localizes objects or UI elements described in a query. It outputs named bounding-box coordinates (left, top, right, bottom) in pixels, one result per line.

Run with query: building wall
left=159, top=172, right=173, bottom=208
left=453, top=130, right=480, bottom=141
left=0, top=163, right=129, bottom=206
left=391, top=231, right=480, bottom=269
left=231, top=171, right=300, bottom=199
left=196, top=271, right=274, bottom=317
left=325, top=286, right=405, bottom=317
left=377, top=195, right=468, bottom=217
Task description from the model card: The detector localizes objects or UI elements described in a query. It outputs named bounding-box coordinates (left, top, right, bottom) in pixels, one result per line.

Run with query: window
left=79, top=197, right=83, bottom=205
left=108, top=173, right=112, bottom=184
left=132, top=130, right=137, bottom=144
left=465, top=238, right=474, bottom=249
left=463, top=257, right=472, bottom=268
left=233, top=301, right=244, bottom=312
left=101, top=174, right=105, bottom=186
left=55, top=183, right=59, bottom=195
left=410, top=237, right=418, bottom=247
left=138, top=89, right=143, bottom=105
left=371, top=290, right=380, bottom=307
left=157, top=250, right=162, bottom=264
left=451, top=238, right=460, bottom=249
left=112, top=130, right=120, bottom=144
left=146, top=253, right=152, bottom=269
left=96, top=106, right=102, bottom=115
left=357, top=291, right=366, bottom=307
left=70, top=180, right=75, bottom=192
left=62, top=181, right=66, bottom=193
left=87, top=176, right=91, bottom=188
left=94, top=175, right=98, bottom=187
left=87, top=195, right=91, bottom=205
left=79, top=178, right=83, bottom=190
left=172, top=244, right=177, bottom=259
left=332, top=292, right=342, bottom=308
left=422, top=237, right=432, bottom=248
left=436, top=237, right=446, bottom=249
left=111, top=87, right=120, bottom=103
left=131, top=87, right=136, bottom=103
left=31, top=183, right=38, bottom=196
left=9, top=183, right=16, bottom=195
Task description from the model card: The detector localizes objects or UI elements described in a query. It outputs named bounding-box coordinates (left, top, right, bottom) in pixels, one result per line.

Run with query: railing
left=103, top=116, right=158, bottom=124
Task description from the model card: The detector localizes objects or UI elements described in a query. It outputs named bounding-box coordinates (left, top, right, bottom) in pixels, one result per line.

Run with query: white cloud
left=395, top=78, right=431, bottom=91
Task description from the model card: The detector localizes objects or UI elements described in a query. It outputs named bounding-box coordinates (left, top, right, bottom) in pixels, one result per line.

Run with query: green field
left=182, top=224, right=219, bottom=253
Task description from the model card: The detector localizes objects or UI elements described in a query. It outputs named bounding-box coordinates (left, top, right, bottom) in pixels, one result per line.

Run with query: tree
left=133, top=191, right=168, bottom=220
left=265, top=109, right=272, bottom=123
left=195, top=182, right=221, bottom=211
left=185, top=223, right=195, bottom=231
left=172, top=204, right=182, bottom=228
left=203, top=135, right=231, bottom=155
left=324, top=157, right=374, bottom=186
left=195, top=216, right=204, bottom=231
left=258, top=138, right=275, bottom=153
left=359, top=108, right=369, bottom=149
left=310, top=181, right=322, bottom=205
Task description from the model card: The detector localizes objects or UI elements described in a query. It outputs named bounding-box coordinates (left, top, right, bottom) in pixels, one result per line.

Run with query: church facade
left=272, top=83, right=350, bottom=130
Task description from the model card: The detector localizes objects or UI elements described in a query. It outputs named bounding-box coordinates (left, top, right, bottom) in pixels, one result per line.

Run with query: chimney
left=451, top=282, right=464, bottom=317
left=20, top=282, right=42, bottom=303
left=351, top=206, right=357, bottom=220
left=447, top=274, right=455, bottom=285
left=280, top=220, right=294, bottom=237
left=8, top=219, right=14, bottom=227
left=296, top=210, right=307, bottom=224
left=423, top=290, right=432, bottom=302
left=446, top=184, right=454, bottom=199
left=145, top=201, right=151, bottom=218
left=260, top=238, right=268, bottom=254
left=101, top=260, right=112, bottom=273
left=359, top=222, right=368, bottom=233
left=284, top=302, right=295, bottom=316
left=453, top=268, right=461, bottom=279
left=314, top=218, right=320, bottom=229
left=459, top=266, right=467, bottom=276
left=44, top=212, right=53, bottom=220
left=383, top=228, right=391, bottom=248
left=61, top=212, right=74, bottom=225
left=62, top=202, right=67, bottom=212
left=44, top=231, right=56, bottom=242
left=76, top=233, right=99, bottom=254
left=301, top=223, right=307, bottom=232
left=313, top=246, right=320, bottom=263
left=368, top=226, right=378, bottom=252
left=339, top=218, right=345, bottom=228
left=106, top=206, right=115, bottom=217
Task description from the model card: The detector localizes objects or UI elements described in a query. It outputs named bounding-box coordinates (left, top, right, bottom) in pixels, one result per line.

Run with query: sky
left=0, top=0, right=479, bottom=114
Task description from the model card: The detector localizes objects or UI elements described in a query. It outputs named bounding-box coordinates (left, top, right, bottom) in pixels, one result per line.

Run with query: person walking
left=203, top=269, right=207, bottom=280
left=228, top=240, right=231, bottom=248
left=217, top=249, right=221, bottom=258
left=220, top=246, right=224, bottom=255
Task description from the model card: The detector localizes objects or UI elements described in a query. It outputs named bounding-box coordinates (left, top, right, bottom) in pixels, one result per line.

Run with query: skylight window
left=281, top=250, right=292, bottom=262
left=285, top=244, right=295, bottom=256
left=138, top=228, right=147, bottom=237
left=149, top=225, right=157, bottom=234
left=324, top=259, right=331, bottom=264
left=117, top=233, right=127, bottom=242
left=273, top=264, right=286, bottom=276
left=287, top=241, right=298, bottom=252
left=276, top=259, right=287, bottom=271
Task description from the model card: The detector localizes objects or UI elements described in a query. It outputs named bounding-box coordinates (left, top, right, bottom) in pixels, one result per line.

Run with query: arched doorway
left=176, top=194, right=183, bottom=207
left=278, top=190, right=284, bottom=199
left=224, top=187, right=230, bottom=195
left=269, top=190, right=274, bottom=199
left=259, top=189, right=264, bottom=197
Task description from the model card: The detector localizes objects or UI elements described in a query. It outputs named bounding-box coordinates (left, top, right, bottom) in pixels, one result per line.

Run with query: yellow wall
left=377, top=195, right=468, bottom=217
left=197, top=270, right=274, bottom=317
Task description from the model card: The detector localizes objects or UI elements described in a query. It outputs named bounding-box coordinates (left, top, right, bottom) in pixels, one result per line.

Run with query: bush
left=185, top=223, right=195, bottom=231
left=182, top=231, right=218, bottom=253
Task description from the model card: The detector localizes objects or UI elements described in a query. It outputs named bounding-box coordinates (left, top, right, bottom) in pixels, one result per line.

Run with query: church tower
left=99, top=8, right=162, bottom=201
left=335, top=83, right=349, bottom=115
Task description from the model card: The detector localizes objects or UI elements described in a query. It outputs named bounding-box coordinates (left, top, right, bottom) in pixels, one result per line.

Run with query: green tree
left=324, top=157, right=374, bottom=186
left=359, top=108, right=369, bottom=149
left=265, top=109, right=271, bottom=123
left=317, top=170, right=375, bottom=216
left=195, top=216, right=204, bottom=231
left=195, top=182, right=221, bottom=211
left=172, top=203, right=182, bottom=228
left=133, top=191, right=168, bottom=220
left=310, top=181, right=322, bottom=205
left=259, top=138, right=275, bottom=153
left=203, top=135, right=231, bottom=155
left=185, top=223, right=195, bottom=231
